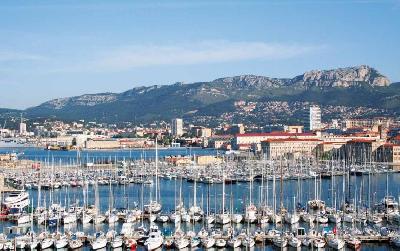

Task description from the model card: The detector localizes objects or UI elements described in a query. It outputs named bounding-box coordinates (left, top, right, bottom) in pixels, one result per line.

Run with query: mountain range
left=2, top=65, right=400, bottom=126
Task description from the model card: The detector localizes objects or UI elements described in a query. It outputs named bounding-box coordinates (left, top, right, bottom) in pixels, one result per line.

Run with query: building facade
left=19, top=122, right=27, bottom=136
left=171, top=118, right=183, bottom=137
left=309, top=105, right=322, bottom=131
left=261, top=138, right=322, bottom=160
left=233, top=132, right=318, bottom=150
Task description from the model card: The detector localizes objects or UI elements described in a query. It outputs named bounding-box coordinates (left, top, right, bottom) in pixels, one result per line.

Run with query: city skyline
left=1, top=0, right=399, bottom=109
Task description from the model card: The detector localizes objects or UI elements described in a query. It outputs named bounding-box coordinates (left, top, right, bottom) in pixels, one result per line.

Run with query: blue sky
left=1, top=0, right=399, bottom=109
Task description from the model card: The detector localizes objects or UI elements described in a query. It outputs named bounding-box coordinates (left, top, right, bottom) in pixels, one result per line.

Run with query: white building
left=19, top=122, right=27, bottom=136
left=309, top=105, right=322, bottom=131
left=233, top=131, right=319, bottom=150
left=261, top=138, right=322, bottom=160
left=171, top=118, right=183, bottom=137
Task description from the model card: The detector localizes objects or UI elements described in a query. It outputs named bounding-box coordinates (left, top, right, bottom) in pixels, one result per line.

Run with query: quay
left=353, top=235, right=390, bottom=243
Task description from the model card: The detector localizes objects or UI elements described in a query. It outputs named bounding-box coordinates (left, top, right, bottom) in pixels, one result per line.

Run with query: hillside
left=4, top=65, right=398, bottom=126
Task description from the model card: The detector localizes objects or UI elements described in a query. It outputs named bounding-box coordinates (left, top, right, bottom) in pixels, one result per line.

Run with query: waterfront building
left=344, top=139, right=399, bottom=165
left=345, top=139, right=377, bottom=164
left=85, top=139, right=120, bottom=149
left=232, top=131, right=318, bottom=150
left=171, top=118, right=183, bottom=137
left=205, top=135, right=232, bottom=150
left=309, top=105, right=322, bottom=131
left=165, top=156, right=192, bottom=166
left=195, top=155, right=223, bottom=165
left=375, top=143, right=400, bottom=170
left=120, top=138, right=152, bottom=148
left=261, top=138, right=322, bottom=160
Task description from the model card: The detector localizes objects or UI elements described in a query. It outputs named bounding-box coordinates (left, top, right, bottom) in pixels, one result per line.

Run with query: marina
left=0, top=148, right=399, bottom=250
left=2, top=0, right=399, bottom=250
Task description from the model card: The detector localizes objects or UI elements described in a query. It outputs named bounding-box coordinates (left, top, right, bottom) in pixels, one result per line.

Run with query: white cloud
left=0, top=51, right=46, bottom=62
left=79, top=41, right=323, bottom=72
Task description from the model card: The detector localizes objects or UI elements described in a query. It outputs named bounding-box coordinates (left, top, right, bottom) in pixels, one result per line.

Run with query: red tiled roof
left=236, top=131, right=316, bottom=137
left=262, top=138, right=322, bottom=143
left=347, top=139, right=375, bottom=143
left=321, top=142, right=347, bottom=145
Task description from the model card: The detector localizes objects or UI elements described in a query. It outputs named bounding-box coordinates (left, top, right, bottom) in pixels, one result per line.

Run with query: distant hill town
left=1, top=65, right=399, bottom=127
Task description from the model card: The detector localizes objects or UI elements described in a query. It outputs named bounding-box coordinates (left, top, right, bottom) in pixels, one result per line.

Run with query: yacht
left=144, top=201, right=162, bottom=214
left=326, top=235, right=345, bottom=250
left=111, top=235, right=124, bottom=248
left=190, top=237, right=201, bottom=248
left=174, top=237, right=190, bottom=249
left=227, top=237, right=241, bottom=248
left=41, top=238, right=54, bottom=250
left=202, top=236, right=216, bottom=249
left=145, top=225, right=164, bottom=250
left=3, top=191, right=30, bottom=214
left=273, top=235, right=288, bottom=248
left=284, top=212, right=300, bottom=224
left=245, top=204, right=258, bottom=223
left=55, top=235, right=69, bottom=249
left=91, top=234, right=107, bottom=250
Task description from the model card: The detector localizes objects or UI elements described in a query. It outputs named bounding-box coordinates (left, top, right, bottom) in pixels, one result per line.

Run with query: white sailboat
left=284, top=196, right=300, bottom=224
left=217, top=165, right=231, bottom=225
left=245, top=167, right=257, bottom=223
left=188, top=175, right=203, bottom=222
left=145, top=138, right=162, bottom=214
left=93, top=182, right=106, bottom=224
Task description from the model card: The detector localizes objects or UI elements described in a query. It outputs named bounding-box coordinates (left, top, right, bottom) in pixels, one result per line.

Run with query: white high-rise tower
left=309, top=105, right=321, bottom=131
left=19, top=115, right=27, bottom=136
left=171, top=118, right=183, bottom=137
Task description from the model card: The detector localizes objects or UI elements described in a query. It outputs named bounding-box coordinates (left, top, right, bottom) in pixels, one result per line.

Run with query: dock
left=352, top=235, right=390, bottom=243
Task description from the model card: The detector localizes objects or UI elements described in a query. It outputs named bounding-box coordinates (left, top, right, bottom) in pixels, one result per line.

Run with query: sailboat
left=62, top=186, right=77, bottom=225
left=106, top=181, right=118, bottom=224
left=93, top=181, right=106, bottom=224
left=326, top=232, right=345, bottom=250
left=216, top=165, right=231, bottom=225
left=258, top=159, right=272, bottom=224
left=145, top=138, right=162, bottom=214
left=174, top=236, right=190, bottom=249
left=271, top=165, right=281, bottom=224
left=170, top=176, right=184, bottom=224
left=245, top=166, right=257, bottom=223
left=284, top=196, right=300, bottom=224
left=188, top=174, right=203, bottom=222
left=81, top=180, right=92, bottom=224
left=91, top=232, right=107, bottom=250
left=27, top=200, right=39, bottom=250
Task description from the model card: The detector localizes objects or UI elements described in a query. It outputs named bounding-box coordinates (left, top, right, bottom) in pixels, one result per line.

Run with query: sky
left=0, top=0, right=399, bottom=109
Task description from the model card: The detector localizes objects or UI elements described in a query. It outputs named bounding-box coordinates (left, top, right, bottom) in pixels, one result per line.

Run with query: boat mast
left=222, top=164, right=225, bottom=214
left=280, top=157, right=284, bottom=216
left=155, top=137, right=159, bottom=203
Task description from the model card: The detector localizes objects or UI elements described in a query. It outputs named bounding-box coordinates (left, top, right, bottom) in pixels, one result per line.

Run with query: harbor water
left=1, top=148, right=400, bottom=250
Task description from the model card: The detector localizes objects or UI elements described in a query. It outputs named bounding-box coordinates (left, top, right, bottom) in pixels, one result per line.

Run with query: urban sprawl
left=1, top=105, right=399, bottom=169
